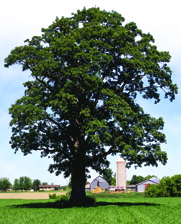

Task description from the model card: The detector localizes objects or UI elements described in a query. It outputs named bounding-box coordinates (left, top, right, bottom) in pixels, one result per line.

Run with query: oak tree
left=5, top=7, right=177, bottom=203
left=32, top=179, right=41, bottom=191
left=13, top=178, right=20, bottom=191
left=0, top=178, right=11, bottom=191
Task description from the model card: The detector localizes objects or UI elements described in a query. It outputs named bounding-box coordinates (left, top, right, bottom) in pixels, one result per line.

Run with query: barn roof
left=90, top=175, right=109, bottom=186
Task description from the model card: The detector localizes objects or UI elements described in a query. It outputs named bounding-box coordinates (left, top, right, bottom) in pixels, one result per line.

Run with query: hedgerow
left=145, top=174, right=181, bottom=197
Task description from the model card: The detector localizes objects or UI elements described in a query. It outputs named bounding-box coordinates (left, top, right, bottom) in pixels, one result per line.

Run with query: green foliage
left=42, top=182, right=48, bottom=185
left=49, top=192, right=95, bottom=207
left=127, top=180, right=131, bottom=185
left=49, top=194, right=70, bottom=207
left=0, top=178, right=11, bottom=191
left=143, top=175, right=157, bottom=181
left=57, top=195, right=69, bottom=200
left=66, top=190, right=71, bottom=197
left=5, top=7, right=178, bottom=202
left=171, top=174, right=181, bottom=196
left=130, top=175, right=144, bottom=185
left=24, top=177, right=32, bottom=190
left=32, top=179, right=41, bottom=191
left=49, top=193, right=58, bottom=199
left=13, top=179, right=19, bottom=191
left=145, top=174, right=181, bottom=197
left=111, top=177, right=116, bottom=186
left=61, top=186, right=69, bottom=191
left=17, top=176, right=32, bottom=191
left=127, top=174, right=158, bottom=185
left=102, top=168, right=116, bottom=185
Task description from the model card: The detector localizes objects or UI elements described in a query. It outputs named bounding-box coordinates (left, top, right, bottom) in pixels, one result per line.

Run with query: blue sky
left=1, top=0, right=181, bottom=185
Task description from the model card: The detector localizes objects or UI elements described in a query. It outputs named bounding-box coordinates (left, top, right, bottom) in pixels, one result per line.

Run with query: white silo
left=116, top=157, right=126, bottom=190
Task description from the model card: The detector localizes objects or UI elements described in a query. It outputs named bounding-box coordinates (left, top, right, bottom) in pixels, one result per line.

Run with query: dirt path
left=0, top=191, right=66, bottom=199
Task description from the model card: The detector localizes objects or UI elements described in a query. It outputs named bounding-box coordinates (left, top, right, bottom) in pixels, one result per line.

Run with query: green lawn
left=0, top=192, right=181, bottom=224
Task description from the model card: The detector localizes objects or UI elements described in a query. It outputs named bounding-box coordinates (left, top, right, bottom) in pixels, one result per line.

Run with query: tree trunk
left=69, top=154, right=86, bottom=204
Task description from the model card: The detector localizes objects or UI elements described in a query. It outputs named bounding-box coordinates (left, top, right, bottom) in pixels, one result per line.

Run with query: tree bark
left=69, top=154, right=86, bottom=204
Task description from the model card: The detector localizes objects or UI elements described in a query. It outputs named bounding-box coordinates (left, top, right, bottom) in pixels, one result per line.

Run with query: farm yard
left=0, top=192, right=181, bottom=223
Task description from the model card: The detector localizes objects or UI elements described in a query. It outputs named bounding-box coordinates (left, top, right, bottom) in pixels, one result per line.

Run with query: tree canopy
left=0, top=178, right=11, bottom=191
left=18, top=176, right=32, bottom=191
left=129, top=175, right=158, bottom=185
left=102, top=168, right=116, bottom=185
left=4, top=7, right=177, bottom=203
left=129, top=175, right=144, bottom=185
left=32, top=179, right=41, bottom=191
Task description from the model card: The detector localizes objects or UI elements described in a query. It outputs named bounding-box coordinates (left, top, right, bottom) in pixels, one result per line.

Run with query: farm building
left=109, top=186, right=117, bottom=191
left=39, top=185, right=60, bottom=191
left=126, top=185, right=136, bottom=191
left=136, top=177, right=160, bottom=192
left=116, top=157, right=126, bottom=190
left=90, top=175, right=109, bottom=191
left=85, top=182, right=90, bottom=191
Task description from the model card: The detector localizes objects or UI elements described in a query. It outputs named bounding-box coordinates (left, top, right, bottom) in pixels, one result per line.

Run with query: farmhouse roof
left=136, top=178, right=159, bottom=186
left=39, top=185, right=60, bottom=188
left=149, top=177, right=160, bottom=184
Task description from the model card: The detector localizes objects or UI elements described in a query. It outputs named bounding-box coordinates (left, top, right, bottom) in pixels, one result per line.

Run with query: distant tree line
left=0, top=177, right=68, bottom=191
left=13, top=177, right=49, bottom=191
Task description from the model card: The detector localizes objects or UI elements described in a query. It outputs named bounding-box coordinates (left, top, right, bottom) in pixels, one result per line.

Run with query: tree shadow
left=10, top=201, right=160, bottom=209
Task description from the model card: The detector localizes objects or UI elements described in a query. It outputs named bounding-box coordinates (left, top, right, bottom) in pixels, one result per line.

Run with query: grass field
left=0, top=192, right=181, bottom=224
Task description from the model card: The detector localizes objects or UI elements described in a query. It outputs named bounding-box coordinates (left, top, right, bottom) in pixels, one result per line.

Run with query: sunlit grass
left=0, top=192, right=181, bottom=223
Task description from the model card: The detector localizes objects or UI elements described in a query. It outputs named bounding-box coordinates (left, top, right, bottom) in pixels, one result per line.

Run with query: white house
left=136, top=177, right=160, bottom=192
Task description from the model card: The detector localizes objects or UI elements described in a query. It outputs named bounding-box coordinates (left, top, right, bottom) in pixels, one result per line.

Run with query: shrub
left=49, top=193, right=58, bottom=199
left=145, top=175, right=181, bottom=197
left=68, top=195, right=95, bottom=207
left=61, top=186, right=68, bottom=191
left=56, top=195, right=69, bottom=201
left=66, top=191, right=71, bottom=197
left=171, top=174, right=181, bottom=197
left=56, top=195, right=70, bottom=207
left=49, top=192, right=95, bottom=207
left=144, top=184, right=159, bottom=197
left=85, top=195, right=95, bottom=206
